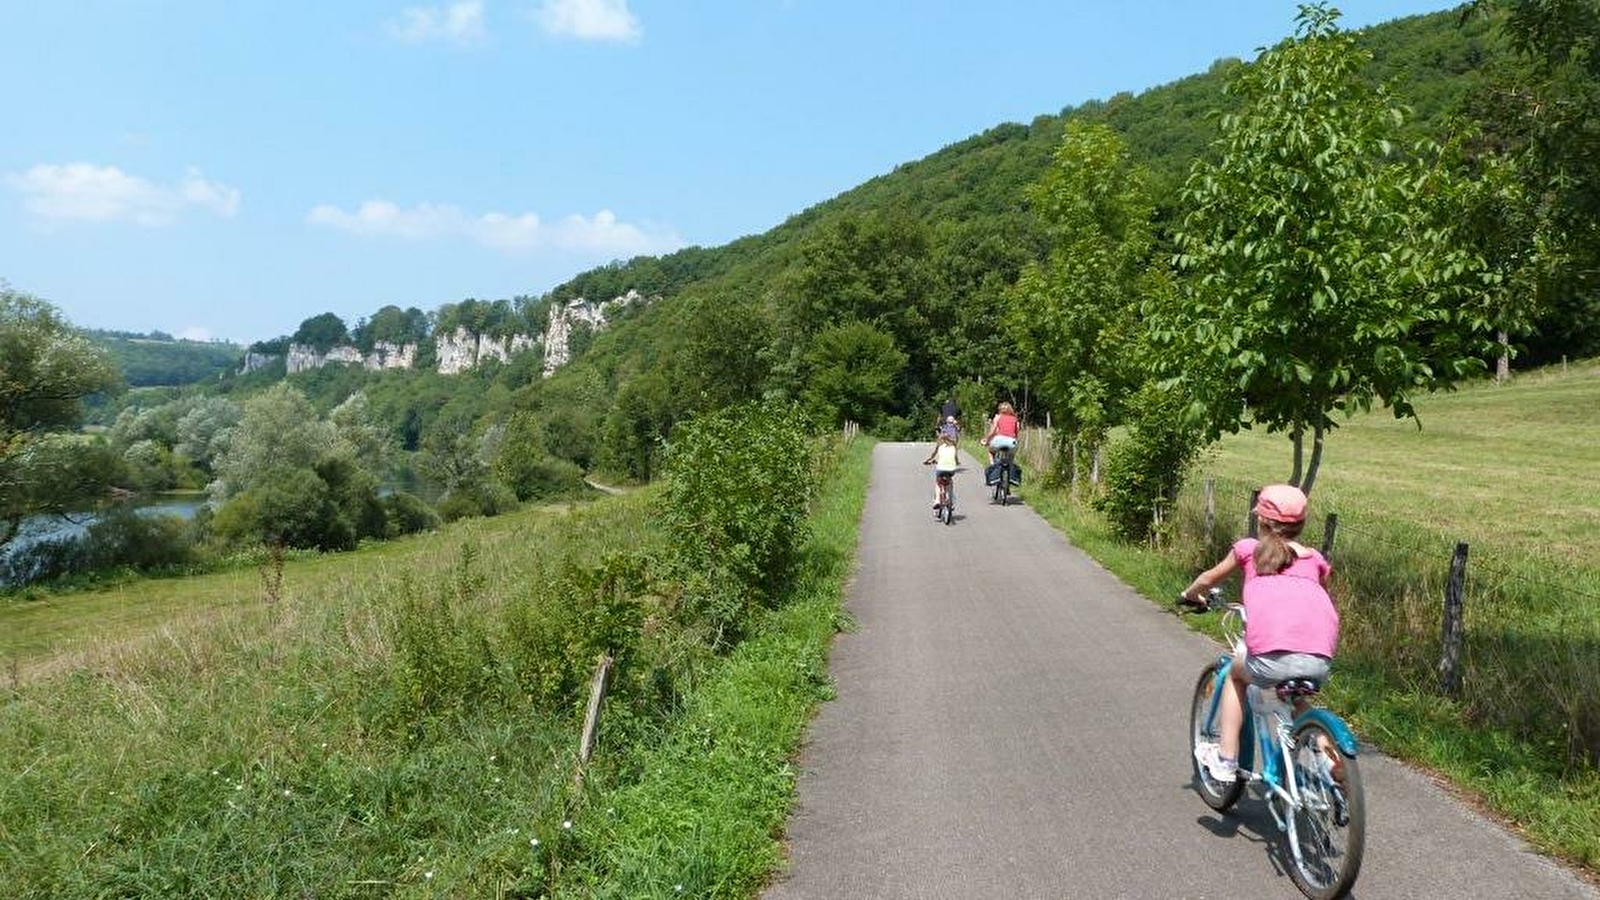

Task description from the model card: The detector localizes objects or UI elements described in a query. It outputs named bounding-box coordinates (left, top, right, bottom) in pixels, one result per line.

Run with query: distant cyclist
left=980, top=401, right=1019, bottom=465
left=937, top=415, right=959, bottom=441
left=939, top=395, right=962, bottom=431
left=922, top=432, right=960, bottom=517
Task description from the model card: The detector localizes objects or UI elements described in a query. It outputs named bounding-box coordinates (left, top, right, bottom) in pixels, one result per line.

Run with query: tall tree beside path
left=1155, top=3, right=1496, bottom=495
left=1472, top=0, right=1600, bottom=359
left=1008, top=120, right=1159, bottom=467
left=0, top=287, right=122, bottom=548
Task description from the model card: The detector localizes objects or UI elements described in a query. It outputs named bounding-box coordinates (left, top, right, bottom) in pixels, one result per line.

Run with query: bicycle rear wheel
left=1189, top=662, right=1244, bottom=811
left=1286, top=720, right=1365, bottom=900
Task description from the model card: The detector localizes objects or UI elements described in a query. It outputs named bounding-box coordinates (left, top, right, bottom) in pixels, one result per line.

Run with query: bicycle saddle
left=1274, top=678, right=1322, bottom=700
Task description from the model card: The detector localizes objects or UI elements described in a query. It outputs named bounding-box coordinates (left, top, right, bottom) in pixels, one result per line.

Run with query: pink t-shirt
left=1233, top=538, right=1339, bottom=658
left=991, top=412, right=1019, bottom=438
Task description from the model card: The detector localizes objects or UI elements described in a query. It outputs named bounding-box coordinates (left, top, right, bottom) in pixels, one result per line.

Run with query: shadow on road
left=1188, top=778, right=1304, bottom=889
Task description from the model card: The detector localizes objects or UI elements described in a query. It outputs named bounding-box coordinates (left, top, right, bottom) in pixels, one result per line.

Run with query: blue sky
left=1, top=0, right=1456, bottom=345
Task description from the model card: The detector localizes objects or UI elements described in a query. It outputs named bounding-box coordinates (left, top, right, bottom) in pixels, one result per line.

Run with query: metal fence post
left=1321, top=513, right=1339, bottom=561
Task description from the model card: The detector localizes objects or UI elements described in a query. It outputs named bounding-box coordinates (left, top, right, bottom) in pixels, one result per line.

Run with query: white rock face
left=433, top=328, right=542, bottom=374
left=284, top=342, right=416, bottom=374
left=543, top=289, right=642, bottom=377
left=239, top=351, right=277, bottom=374
left=365, top=341, right=416, bottom=371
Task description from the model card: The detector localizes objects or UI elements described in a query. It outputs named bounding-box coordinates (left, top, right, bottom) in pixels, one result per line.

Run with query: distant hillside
left=86, top=330, right=244, bottom=387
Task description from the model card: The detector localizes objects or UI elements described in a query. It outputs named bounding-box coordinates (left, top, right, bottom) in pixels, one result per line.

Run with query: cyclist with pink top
left=979, top=401, right=1019, bottom=465
left=1178, top=484, right=1340, bottom=783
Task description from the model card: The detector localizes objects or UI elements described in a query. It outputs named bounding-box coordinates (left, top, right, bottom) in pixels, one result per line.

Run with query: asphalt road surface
left=764, top=442, right=1595, bottom=900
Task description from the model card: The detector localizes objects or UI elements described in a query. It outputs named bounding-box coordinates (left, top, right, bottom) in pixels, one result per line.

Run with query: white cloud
left=6, top=163, right=240, bottom=227
left=178, top=326, right=215, bottom=342
left=535, top=0, right=641, bottom=42
left=387, top=1, right=488, bottom=46
left=307, top=199, right=683, bottom=257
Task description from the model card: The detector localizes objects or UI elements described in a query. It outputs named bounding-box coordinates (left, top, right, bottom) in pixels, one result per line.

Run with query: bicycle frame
left=1198, top=628, right=1359, bottom=868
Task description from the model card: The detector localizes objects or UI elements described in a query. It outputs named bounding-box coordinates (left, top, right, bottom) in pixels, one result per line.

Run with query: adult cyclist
left=980, top=401, right=1019, bottom=465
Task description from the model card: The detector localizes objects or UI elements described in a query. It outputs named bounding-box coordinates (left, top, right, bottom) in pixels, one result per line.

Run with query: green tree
left=1008, top=120, right=1158, bottom=463
left=1473, top=0, right=1600, bottom=358
left=783, top=214, right=941, bottom=407
left=0, top=288, right=122, bottom=548
left=801, top=321, right=908, bottom=429
left=602, top=373, right=672, bottom=481
left=1158, top=3, right=1494, bottom=494
left=209, top=383, right=387, bottom=549
left=676, top=292, right=773, bottom=410
left=291, top=312, right=351, bottom=351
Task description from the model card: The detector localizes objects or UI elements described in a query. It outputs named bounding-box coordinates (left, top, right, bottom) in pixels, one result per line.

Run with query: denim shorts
left=1244, top=651, right=1331, bottom=687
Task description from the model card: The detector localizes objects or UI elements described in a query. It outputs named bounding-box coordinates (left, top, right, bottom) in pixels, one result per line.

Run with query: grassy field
left=1024, top=358, right=1600, bottom=873
left=1198, top=356, right=1600, bottom=576
left=0, top=432, right=876, bottom=898
left=0, top=491, right=664, bottom=897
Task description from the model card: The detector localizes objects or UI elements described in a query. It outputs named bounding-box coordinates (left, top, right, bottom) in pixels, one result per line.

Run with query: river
left=1, top=496, right=207, bottom=584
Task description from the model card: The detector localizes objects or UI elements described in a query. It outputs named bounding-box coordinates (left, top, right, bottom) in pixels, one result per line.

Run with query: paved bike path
left=764, top=442, right=1595, bottom=900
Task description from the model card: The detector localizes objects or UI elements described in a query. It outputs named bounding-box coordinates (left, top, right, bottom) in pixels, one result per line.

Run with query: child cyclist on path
left=1179, top=484, right=1340, bottom=783
left=922, top=432, right=960, bottom=516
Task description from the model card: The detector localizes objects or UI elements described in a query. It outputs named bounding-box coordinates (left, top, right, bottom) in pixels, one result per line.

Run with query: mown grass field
left=1198, top=356, right=1600, bottom=579
left=1025, top=358, right=1600, bottom=874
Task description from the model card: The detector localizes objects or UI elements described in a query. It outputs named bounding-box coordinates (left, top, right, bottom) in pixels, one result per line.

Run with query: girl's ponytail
left=1253, top=518, right=1304, bottom=574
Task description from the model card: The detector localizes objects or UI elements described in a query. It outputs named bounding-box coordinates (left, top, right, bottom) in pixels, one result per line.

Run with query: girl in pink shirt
left=1179, top=484, right=1339, bottom=782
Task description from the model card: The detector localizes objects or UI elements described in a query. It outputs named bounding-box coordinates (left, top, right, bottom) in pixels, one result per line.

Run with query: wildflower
left=562, top=820, right=572, bottom=830
left=425, top=871, right=434, bottom=880
left=530, top=838, right=540, bottom=847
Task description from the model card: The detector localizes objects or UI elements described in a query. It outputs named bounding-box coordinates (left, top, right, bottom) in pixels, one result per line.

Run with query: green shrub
left=1094, top=384, right=1200, bottom=541
left=382, top=490, right=440, bottom=536
left=504, top=552, right=653, bottom=710
left=660, top=403, right=813, bottom=641
left=386, top=548, right=502, bottom=735
left=435, top=479, right=520, bottom=522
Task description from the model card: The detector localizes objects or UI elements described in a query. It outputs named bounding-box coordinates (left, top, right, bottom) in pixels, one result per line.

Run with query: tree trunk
left=1301, top=424, right=1326, bottom=496
left=1289, top=424, right=1305, bottom=487
left=1496, top=330, right=1511, bottom=384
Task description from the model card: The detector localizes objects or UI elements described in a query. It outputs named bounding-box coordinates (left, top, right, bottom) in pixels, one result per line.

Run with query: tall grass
left=547, top=435, right=874, bottom=898
left=0, top=495, right=665, bottom=898
left=1, top=419, right=873, bottom=897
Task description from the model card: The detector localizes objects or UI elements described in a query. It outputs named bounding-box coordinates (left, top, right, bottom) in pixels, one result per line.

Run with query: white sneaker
left=1195, top=741, right=1238, bottom=782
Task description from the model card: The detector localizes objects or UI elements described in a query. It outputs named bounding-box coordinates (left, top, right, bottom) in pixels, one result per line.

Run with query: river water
left=1, top=496, right=207, bottom=583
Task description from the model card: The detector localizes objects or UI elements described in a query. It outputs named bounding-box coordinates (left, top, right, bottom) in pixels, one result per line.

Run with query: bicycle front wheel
left=1189, top=662, right=1244, bottom=811
left=1286, top=720, right=1365, bottom=900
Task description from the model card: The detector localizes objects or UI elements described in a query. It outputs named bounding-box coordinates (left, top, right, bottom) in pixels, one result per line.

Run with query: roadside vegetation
left=0, top=406, right=871, bottom=898
left=1021, top=357, right=1600, bottom=871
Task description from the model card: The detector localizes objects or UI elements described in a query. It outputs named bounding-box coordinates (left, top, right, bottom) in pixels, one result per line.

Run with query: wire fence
left=1166, top=472, right=1600, bottom=769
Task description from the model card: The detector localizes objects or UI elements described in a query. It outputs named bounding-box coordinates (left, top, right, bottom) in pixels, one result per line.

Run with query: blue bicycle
left=1187, top=590, right=1366, bottom=900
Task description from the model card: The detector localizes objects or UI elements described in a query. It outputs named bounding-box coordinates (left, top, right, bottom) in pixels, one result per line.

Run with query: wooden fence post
left=1321, top=513, right=1339, bottom=561
left=573, top=653, right=614, bottom=787
left=1247, top=488, right=1261, bottom=538
left=1204, top=478, right=1215, bottom=548
left=1438, top=542, right=1469, bottom=696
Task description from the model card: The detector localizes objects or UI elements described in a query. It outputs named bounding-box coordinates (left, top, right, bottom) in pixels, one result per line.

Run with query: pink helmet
left=1255, top=484, right=1308, bottom=523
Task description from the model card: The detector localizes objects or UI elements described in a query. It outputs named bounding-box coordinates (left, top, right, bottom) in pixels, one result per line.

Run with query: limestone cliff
left=542, top=289, right=642, bottom=377
left=433, top=328, right=541, bottom=375
left=281, top=342, right=418, bottom=375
